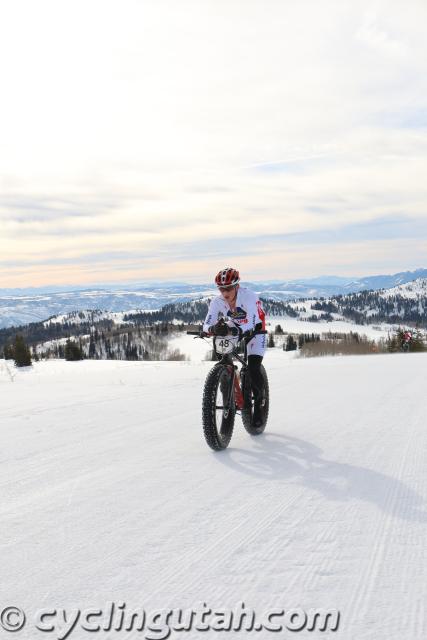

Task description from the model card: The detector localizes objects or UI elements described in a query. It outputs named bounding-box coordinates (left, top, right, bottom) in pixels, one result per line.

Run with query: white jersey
left=203, top=287, right=267, bottom=356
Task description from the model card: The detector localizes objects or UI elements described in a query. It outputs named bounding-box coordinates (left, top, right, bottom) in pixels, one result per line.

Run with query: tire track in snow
left=132, top=481, right=305, bottom=611
left=350, top=412, right=427, bottom=640
left=343, top=398, right=421, bottom=636
left=148, top=408, right=393, bottom=608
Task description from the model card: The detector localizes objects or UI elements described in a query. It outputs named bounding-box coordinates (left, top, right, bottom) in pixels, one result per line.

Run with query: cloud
left=0, top=0, right=426, bottom=286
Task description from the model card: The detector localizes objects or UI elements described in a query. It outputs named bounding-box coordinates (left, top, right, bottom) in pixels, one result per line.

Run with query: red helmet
left=215, top=267, right=240, bottom=287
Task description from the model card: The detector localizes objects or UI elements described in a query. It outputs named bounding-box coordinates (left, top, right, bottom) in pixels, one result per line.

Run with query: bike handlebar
left=186, top=328, right=267, bottom=341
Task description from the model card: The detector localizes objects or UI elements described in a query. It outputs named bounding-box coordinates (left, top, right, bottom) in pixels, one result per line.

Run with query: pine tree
left=3, top=344, right=14, bottom=360
left=387, top=331, right=400, bottom=352
left=89, top=334, right=96, bottom=358
left=285, top=335, right=297, bottom=351
left=65, top=339, right=83, bottom=361
left=13, top=335, right=32, bottom=367
left=268, top=333, right=275, bottom=348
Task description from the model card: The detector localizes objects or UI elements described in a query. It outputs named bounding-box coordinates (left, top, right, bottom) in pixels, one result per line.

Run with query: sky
left=1, top=0, right=426, bottom=288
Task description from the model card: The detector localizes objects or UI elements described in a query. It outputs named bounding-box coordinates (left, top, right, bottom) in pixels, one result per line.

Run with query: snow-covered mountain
left=2, top=352, right=427, bottom=640
left=0, top=285, right=215, bottom=329
left=380, top=277, right=427, bottom=299
left=252, top=268, right=427, bottom=300
left=281, top=277, right=427, bottom=327
left=1, top=268, right=426, bottom=329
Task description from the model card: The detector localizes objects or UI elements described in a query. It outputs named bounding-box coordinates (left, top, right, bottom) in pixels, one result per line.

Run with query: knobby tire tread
left=202, top=363, right=235, bottom=450
left=241, top=364, right=270, bottom=435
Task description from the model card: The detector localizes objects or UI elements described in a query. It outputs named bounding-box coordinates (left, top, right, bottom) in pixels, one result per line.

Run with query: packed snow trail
left=1, top=351, right=427, bottom=639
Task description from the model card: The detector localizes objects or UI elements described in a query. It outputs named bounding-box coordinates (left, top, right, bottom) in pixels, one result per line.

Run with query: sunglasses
left=218, top=285, right=237, bottom=292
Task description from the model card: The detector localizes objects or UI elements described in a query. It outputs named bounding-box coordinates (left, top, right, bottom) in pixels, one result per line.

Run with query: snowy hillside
left=0, top=286, right=216, bottom=329
left=0, top=286, right=218, bottom=329
left=42, top=309, right=155, bottom=327
left=2, top=352, right=427, bottom=639
left=381, top=277, right=427, bottom=299
left=282, top=277, right=427, bottom=328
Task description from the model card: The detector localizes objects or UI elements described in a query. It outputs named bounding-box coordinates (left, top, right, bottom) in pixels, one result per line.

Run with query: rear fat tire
left=241, top=364, right=269, bottom=435
left=202, top=363, right=236, bottom=450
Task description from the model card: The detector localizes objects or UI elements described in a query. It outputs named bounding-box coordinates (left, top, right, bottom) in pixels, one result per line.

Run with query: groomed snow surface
left=1, top=350, right=427, bottom=639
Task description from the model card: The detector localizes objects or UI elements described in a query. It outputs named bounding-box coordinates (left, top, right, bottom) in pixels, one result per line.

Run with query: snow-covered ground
left=170, top=319, right=404, bottom=362
left=265, top=316, right=398, bottom=339
left=1, top=351, right=427, bottom=639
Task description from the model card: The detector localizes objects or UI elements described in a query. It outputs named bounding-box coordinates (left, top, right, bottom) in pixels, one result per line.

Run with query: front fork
left=227, top=365, right=244, bottom=410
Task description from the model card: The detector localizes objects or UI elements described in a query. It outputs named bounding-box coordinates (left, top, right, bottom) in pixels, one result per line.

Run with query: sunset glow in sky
left=1, top=0, right=427, bottom=288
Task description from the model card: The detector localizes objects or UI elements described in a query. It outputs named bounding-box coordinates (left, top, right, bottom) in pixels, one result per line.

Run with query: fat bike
left=187, top=328, right=269, bottom=451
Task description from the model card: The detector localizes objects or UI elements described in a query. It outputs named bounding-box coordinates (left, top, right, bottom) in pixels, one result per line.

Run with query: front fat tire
left=202, top=363, right=235, bottom=451
left=242, top=364, right=269, bottom=435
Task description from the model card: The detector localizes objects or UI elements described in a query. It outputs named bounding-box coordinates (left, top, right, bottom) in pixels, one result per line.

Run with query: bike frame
left=218, top=352, right=245, bottom=411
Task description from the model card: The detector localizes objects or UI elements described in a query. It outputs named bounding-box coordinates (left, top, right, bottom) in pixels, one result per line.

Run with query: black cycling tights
left=247, top=354, right=265, bottom=402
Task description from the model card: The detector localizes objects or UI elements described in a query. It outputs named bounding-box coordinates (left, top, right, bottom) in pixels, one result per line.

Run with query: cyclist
left=203, top=267, right=267, bottom=427
left=402, top=330, right=412, bottom=352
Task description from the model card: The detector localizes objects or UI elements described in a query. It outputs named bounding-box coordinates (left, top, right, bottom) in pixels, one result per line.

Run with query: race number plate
left=214, top=336, right=238, bottom=354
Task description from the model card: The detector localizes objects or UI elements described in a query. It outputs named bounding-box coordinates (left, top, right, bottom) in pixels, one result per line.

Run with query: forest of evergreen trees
left=317, top=290, right=426, bottom=326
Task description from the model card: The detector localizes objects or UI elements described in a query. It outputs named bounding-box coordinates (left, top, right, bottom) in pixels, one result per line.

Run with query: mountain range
left=0, top=268, right=426, bottom=329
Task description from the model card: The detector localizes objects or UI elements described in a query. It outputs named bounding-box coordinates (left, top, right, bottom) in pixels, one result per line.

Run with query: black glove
left=229, top=326, right=242, bottom=338
left=212, top=321, right=229, bottom=336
